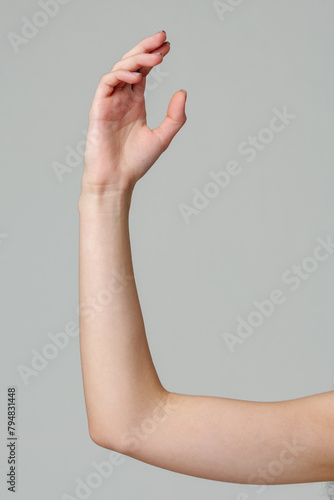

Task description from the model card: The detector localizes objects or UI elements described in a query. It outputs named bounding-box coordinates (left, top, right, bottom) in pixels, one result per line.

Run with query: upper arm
left=115, top=390, right=334, bottom=484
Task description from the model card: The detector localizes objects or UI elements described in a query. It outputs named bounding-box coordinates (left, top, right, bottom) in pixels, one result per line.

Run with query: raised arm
left=78, top=31, right=334, bottom=485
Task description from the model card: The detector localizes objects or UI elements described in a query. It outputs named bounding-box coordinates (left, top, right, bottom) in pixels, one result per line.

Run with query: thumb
left=152, top=90, right=187, bottom=152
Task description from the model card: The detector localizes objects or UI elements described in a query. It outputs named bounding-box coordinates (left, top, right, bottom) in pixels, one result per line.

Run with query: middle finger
left=111, top=43, right=170, bottom=73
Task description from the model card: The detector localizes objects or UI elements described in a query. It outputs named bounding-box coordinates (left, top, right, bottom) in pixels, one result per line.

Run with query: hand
left=81, top=30, right=187, bottom=196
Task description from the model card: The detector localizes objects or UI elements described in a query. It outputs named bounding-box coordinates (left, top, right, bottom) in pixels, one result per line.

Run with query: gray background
left=1, top=0, right=334, bottom=498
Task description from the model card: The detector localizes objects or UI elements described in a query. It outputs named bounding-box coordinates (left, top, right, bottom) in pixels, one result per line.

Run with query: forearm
left=78, top=185, right=166, bottom=449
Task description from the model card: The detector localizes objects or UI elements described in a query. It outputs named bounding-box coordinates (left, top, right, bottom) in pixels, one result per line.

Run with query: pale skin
left=78, top=30, right=334, bottom=485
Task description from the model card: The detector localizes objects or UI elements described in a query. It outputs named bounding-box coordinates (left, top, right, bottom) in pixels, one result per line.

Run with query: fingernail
left=180, top=89, right=187, bottom=100
left=157, top=30, right=166, bottom=34
left=152, top=52, right=163, bottom=55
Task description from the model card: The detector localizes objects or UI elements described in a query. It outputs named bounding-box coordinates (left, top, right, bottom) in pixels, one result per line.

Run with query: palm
left=92, top=90, right=164, bottom=183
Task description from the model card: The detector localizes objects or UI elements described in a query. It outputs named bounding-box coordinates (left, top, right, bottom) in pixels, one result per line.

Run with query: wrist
left=78, top=182, right=133, bottom=215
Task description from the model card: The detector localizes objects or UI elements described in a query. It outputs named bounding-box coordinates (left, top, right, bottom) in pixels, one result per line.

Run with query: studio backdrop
left=1, top=1, right=334, bottom=499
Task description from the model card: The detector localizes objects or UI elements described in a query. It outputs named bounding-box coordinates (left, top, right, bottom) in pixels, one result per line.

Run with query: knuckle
left=111, top=61, right=120, bottom=71
left=99, top=72, right=109, bottom=83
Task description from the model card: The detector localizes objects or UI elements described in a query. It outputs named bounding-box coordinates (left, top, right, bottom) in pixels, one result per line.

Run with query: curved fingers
left=120, top=31, right=167, bottom=60
left=93, top=70, right=142, bottom=100
left=111, top=52, right=163, bottom=73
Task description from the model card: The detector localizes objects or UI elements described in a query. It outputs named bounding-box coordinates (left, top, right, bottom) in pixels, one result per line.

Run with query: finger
left=115, top=42, right=170, bottom=96
left=120, top=30, right=167, bottom=60
left=151, top=90, right=187, bottom=151
left=132, top=41, right=170, bottom=78
left=112, top=51, right=164, bottom=73
left=93, top=70, right=142, bottom=100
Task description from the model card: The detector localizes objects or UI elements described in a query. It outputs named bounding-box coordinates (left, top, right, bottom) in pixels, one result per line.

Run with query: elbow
left=88, top=424, right=143, bottom=457
left=88, top=421, right=123, bottom=454
left=88, top=389, right=172, bottom=456
left=88, top=424, right=104, bottom=447
left=88, top=421, right=105, bottom=447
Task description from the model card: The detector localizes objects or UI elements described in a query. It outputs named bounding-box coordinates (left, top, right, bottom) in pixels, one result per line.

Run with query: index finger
left=120, top=31, right=167, bottom=60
